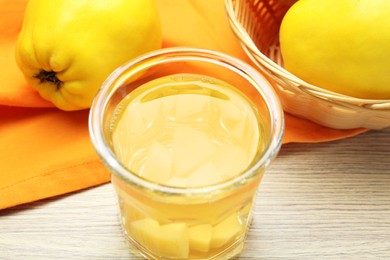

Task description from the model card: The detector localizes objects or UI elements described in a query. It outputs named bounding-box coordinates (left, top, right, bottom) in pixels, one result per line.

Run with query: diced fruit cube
left=215, top=97, right=259, bottom=156
left=139, top=97, right=163, bottom=127
left=129, top=218, right=160, bottom=254
left=213, top=144, right=249, bottom=179
left=174, top=93, right=210, bottom=120
left=139, top=141, right=172, bottom=183
left=211, top=213, right=242, bottom=248
left=171, top=126, right=216, bottom=176
left=188, top=224, right=213, bottom=252
left=159, top=223, right=189, bottom=259
left=112, top=104, right=146, bottom=165
left=117, top=101, right=147, bottom=135
left=213, top=98, right=248, bottom=141
left=230, top=114, right=260, bottom=160
left=212, top=98, right=242, bottom=121
left=187, top=162, right=222, bottom=187
left=230, top=115, right=249, bottom=140
left=129, top=219, right=190, bottom=259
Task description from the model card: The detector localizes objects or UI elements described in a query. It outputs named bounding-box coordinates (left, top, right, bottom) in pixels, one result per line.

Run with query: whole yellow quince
left=15, top=0, right=162, bottom=110
left=279, top=0, right=390, bottom=99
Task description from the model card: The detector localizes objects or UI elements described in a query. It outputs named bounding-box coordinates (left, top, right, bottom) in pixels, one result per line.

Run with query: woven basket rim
left=224, top=0, right=390, bottom=111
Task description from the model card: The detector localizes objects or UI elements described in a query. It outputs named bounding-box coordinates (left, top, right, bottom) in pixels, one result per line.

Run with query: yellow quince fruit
left=15, top=0, right=162, bottom=110
left=279, top=0, right=390, bottom=99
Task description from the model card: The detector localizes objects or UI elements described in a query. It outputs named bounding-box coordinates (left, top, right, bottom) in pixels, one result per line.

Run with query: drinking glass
left=89, top=47, right=284, bottom=259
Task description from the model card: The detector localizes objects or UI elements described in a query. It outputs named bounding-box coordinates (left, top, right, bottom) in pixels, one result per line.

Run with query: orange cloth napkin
left=0, top=0, right=365, bottom=210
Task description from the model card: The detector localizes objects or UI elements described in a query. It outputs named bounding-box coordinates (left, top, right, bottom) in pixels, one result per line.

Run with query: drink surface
left=111, top=73, right=262, bottom=187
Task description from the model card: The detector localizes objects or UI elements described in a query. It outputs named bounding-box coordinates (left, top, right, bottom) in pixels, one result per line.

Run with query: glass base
left=124, top=231, right=245, bottom=260
left=118, top=201, right=254, bottom=259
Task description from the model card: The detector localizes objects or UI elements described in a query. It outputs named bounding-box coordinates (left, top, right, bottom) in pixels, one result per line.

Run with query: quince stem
left=34, top=70, right=63, bottom=90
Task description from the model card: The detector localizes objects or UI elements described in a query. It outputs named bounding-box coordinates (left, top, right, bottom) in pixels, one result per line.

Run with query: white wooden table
left=1, top=127, right=390, bottom=259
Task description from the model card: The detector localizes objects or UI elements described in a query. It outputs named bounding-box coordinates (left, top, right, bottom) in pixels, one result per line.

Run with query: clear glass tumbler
left=89, top=47, right=284, bottom=259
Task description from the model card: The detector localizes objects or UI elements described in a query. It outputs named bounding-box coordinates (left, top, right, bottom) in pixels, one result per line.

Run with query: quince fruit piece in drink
left=212, top=143, right=249, bottom=180
left=186, top=161, right=223, bottom=187
left=138, top=141, right=172, bottom=183
left=129, top=219, right=190, bottom=259
left=15, top=0, right=162, bottom=110
left=129, top=218, right=161, bottom=255
left=188, top=224, right=213, bottom=252
left=211, top=212, right=242, bottom=248
left=171, top=126, right=216, bottom=177
left=279, top=0, right=390, bottom=99
left=159, top=222, right=189, bottom=259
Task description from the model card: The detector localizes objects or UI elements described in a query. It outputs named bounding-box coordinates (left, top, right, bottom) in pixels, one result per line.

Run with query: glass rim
left=89, top=47, right=284, bottom=197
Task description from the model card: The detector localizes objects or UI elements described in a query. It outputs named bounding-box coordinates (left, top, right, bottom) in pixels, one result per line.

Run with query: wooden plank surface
left=1, top=128, right=390, bottom=259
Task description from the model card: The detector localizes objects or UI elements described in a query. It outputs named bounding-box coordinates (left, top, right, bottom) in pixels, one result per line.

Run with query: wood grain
left=1, top=128, right=390, bottom=259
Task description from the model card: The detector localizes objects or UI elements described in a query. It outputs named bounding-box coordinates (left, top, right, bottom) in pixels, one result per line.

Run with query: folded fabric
left=0, top=106, right=109, bottom=208
left=0, top=0, right=365, bottom=210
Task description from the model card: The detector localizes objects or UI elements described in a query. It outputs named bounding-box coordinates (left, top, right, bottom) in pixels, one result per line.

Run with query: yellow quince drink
left=110, top=74, right=265, bottom=259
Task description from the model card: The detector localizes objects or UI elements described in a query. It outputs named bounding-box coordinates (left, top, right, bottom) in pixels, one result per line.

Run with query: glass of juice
left=89, top=47, right=284, bottom=259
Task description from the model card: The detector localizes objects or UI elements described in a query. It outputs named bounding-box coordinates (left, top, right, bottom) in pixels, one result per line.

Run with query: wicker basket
left=225, top=0, right=390, bottom=129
